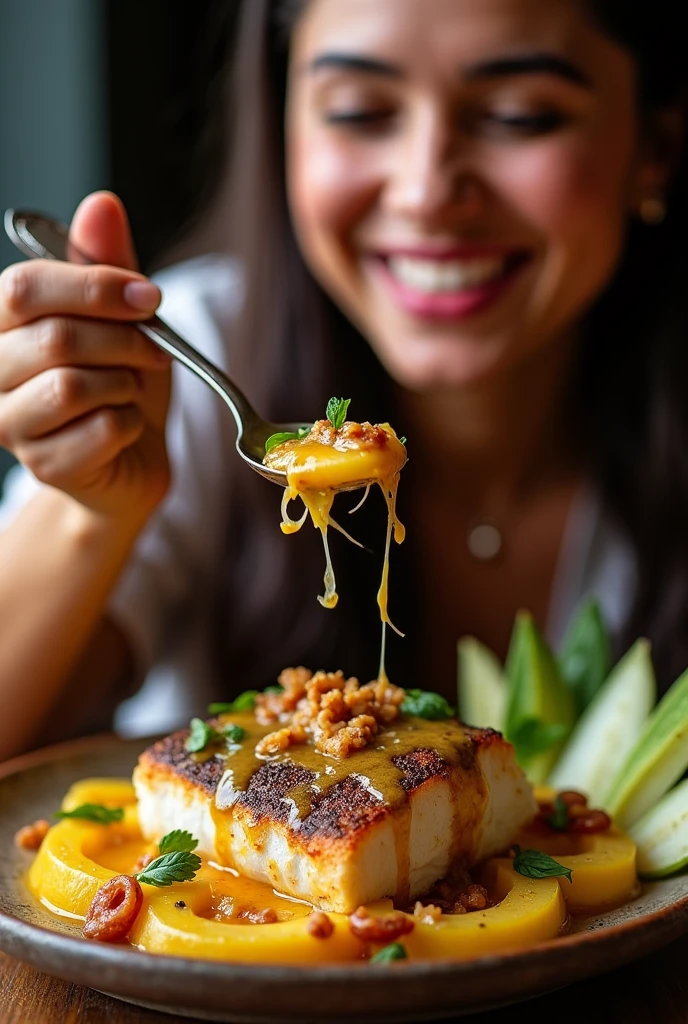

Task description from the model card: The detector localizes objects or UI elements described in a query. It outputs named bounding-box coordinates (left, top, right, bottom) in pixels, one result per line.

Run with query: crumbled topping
left=307, top=911, right=335, bottom=939
left=307, top=418, right=390, bottom=451
left=255, top=668, right=406, bottom=758
left=413, top=901, right=442, bottom=924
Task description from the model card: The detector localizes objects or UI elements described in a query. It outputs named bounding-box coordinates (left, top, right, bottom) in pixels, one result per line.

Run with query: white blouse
left=0, top=255, right=638, bottom=738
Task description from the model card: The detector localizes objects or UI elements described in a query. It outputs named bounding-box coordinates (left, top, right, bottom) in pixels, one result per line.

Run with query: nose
left=384, top=107, right=487, bottom=225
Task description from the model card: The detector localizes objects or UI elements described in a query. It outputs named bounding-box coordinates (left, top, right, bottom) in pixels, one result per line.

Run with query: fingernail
left=123, top=280, right=161, bottom=311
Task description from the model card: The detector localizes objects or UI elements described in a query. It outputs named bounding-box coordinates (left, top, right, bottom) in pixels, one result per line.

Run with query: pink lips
left=371, top=249, right=531, bottom=322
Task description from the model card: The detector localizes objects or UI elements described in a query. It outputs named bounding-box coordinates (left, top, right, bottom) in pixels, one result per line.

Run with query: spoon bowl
left=4, top=210, right=310, bottom=486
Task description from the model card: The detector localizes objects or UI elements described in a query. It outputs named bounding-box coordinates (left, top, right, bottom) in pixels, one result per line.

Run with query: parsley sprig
left=185, top=717, right=246, bottom=754
left=159, top=830, right=199, bottom=855
left=401, top=689, right=455, bottom=720
left=370, top=942, right=408, bottom=963
left=512, top=845, right=573, bottom=884
left=135, top=830, right=202, bottom=887
left=55, top=804, right=124, bottom=825
left=208, top=691, right=258, bottom=715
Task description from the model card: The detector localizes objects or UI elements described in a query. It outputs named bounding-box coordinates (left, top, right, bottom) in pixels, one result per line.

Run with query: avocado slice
left=548, top=639, right=655, bottom=805
left=457, top=637, right=506, bottom=732
left=504, top=612, right=577, bottom=784
left=605, top=665, right=688, bottom=828
left=630, top=778, right=688, bottom=878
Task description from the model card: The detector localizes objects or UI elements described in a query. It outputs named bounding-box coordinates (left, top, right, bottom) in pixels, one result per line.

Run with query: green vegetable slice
left=457, top=637, right=506, bottom=731
left=558, top=598, right=612, bottom=713
left=548, top=639, right=655, bottom=806
left=630, top=778, right=688, bottom=878
left=504, top=612, right=576, bottom=783
left=604, top=665, right=688, bottom=828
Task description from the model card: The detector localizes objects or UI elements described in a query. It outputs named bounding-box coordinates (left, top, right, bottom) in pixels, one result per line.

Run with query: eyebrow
left=465, top=53, right=592, bottom=88
left=307, top=51, right=590, bottom=88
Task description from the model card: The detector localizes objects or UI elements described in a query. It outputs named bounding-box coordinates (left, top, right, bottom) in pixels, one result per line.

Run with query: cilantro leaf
left=546, top=795, right=569, bottom=832
left=326, top=397, right=351, bottom=430
left=55, top=804, right=124, bottom=825
left=136, top=850, right=202, bottom=888
left=370, top=942, right=408, bottom=963
left=224, top=724, right=246, bottom=743
left=186, top=717, right=223, bottom=753
left=208, top=691, right=258, bottom=715
left=512, top=845, right=573, bottom=884
left=401, top=689, right=455, bottom=720
left=158, top=830, right=199, bottom=856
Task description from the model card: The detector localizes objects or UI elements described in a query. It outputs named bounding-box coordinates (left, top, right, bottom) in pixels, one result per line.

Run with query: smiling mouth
left=382, top=252, right=530, bottom=294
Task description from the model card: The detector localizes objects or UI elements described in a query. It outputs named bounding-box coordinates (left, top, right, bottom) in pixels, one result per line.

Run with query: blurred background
left=0, top=0, right=238, bottom=483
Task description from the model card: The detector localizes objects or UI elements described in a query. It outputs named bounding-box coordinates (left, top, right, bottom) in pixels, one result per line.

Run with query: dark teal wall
left=0, top=0, right=109, bottom=484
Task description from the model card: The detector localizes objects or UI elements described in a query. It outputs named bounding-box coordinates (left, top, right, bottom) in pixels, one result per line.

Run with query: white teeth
left=387, top=255, right=507, bottom=293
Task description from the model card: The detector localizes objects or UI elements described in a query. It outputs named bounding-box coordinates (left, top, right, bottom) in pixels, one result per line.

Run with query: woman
left=0, top=0, right=685, bottom=761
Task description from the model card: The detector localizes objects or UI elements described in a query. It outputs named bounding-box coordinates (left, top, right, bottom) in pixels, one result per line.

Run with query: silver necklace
left=467, top=519, right=503, bottom=561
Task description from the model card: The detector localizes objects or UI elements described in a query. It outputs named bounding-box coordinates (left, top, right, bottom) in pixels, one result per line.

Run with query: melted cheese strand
left=280, top=489, right=308, bottom=534
left=317, top=525, right=338, bottom=609
left=326, top=514, right=364, bottom=549
left=348, top=484, right=371, bottom=515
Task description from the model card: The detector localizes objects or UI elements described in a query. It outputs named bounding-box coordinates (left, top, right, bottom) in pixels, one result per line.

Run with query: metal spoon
left=3, top=209, right=310, bottom=486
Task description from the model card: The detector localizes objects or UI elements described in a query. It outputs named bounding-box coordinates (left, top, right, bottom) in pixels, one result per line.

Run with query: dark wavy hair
left=192, top=0, right=688, bottom=695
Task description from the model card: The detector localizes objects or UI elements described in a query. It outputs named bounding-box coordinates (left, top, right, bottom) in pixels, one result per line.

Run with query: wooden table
left=2, top=938, right=688, bottom=1024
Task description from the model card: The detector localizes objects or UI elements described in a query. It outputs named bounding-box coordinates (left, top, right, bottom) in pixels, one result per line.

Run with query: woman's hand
left=0, top=192, right=172, bottom=527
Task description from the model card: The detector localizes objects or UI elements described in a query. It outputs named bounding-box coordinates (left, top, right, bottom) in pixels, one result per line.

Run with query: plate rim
left=2, top=733, right=688, bottom=1019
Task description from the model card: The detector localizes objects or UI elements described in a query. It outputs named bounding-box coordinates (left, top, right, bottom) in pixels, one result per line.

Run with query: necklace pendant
left=467, top=521, right=502, bottom=561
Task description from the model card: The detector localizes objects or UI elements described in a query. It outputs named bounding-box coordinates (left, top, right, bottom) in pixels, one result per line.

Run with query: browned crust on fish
left=136, top=724, right=506, bottom=852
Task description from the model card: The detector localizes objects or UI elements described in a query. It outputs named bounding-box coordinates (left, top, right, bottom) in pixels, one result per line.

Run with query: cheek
left=288, top=126, right=380, bottom=262
left=493, top=132, right=635, bottom=245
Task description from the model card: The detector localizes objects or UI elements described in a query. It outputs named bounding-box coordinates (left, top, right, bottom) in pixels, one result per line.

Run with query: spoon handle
left=3, top=208, right=254, bottom=438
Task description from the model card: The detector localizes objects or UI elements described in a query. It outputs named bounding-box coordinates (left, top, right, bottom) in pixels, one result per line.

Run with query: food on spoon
left=264, top=399, right=407, bottom=680
left=133, top=669, right=537, bottom=914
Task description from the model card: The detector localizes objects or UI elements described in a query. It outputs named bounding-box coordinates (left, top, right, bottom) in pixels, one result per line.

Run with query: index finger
left=0, top=259, right=161, bottom=333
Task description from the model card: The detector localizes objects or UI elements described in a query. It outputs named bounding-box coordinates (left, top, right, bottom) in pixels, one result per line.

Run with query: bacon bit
left=133, top=850, right=155, bottom=873
left=237, top=907, right=278, bottom=924
left=307, top=911, right=335, bottom=939
left=557, top=791, right=588, bottom=809
left=349, top=906, right=415, bottom=943
left=82, top=875, right=143, bottom=942
left=255, top=668, right=406, bottom=758
left=568, top=808, right=612, bottom=834
left=455, top=884, right=489, bottom=912
left=14, top=819, right=50, bottom=851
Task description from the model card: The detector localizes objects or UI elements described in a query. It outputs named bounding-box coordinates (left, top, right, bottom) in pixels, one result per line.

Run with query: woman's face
left=286, top=0, right=660, bottom=390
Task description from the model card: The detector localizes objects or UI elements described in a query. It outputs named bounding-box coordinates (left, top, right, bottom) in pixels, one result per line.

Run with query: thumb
left=68, top=191, right=140, bottom=272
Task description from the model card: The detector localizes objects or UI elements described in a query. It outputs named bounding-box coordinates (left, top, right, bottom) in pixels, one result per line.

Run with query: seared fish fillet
left=134, top=720, right=536, bottom=914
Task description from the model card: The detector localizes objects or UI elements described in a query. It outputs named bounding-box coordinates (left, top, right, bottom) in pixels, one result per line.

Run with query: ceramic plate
left=1, top=735, right=688, bottom=1023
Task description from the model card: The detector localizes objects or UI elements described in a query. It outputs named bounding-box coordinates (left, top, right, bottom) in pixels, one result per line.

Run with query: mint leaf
left=401, top=689, right=455, bottom=720
left=265, top=431, right=300, bottom=454
left=546, top=796, right=569, bottom=832
left=224, top=724, right=246, bottom=743
left=208, top=691, right=258, bottom=715
left=326, top=397, right=351, bottom=430
left=159, top=830, right=199, bottom=856
left=512, top=845, right=573, bottom=884
left=371, top=942, right=408, bottom=963
left=297, top=425, right=311, bottom=438
left=136, top=850, right=202, bottom=888
left=55, top=804, right=124, bottom=825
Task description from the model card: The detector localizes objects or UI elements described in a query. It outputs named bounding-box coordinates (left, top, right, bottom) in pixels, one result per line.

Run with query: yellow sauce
left=264, top=420, right=406, bottom=680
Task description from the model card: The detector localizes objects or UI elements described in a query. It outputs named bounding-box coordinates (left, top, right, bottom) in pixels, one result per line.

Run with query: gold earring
left=639, top=194, right=667, bottom=225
